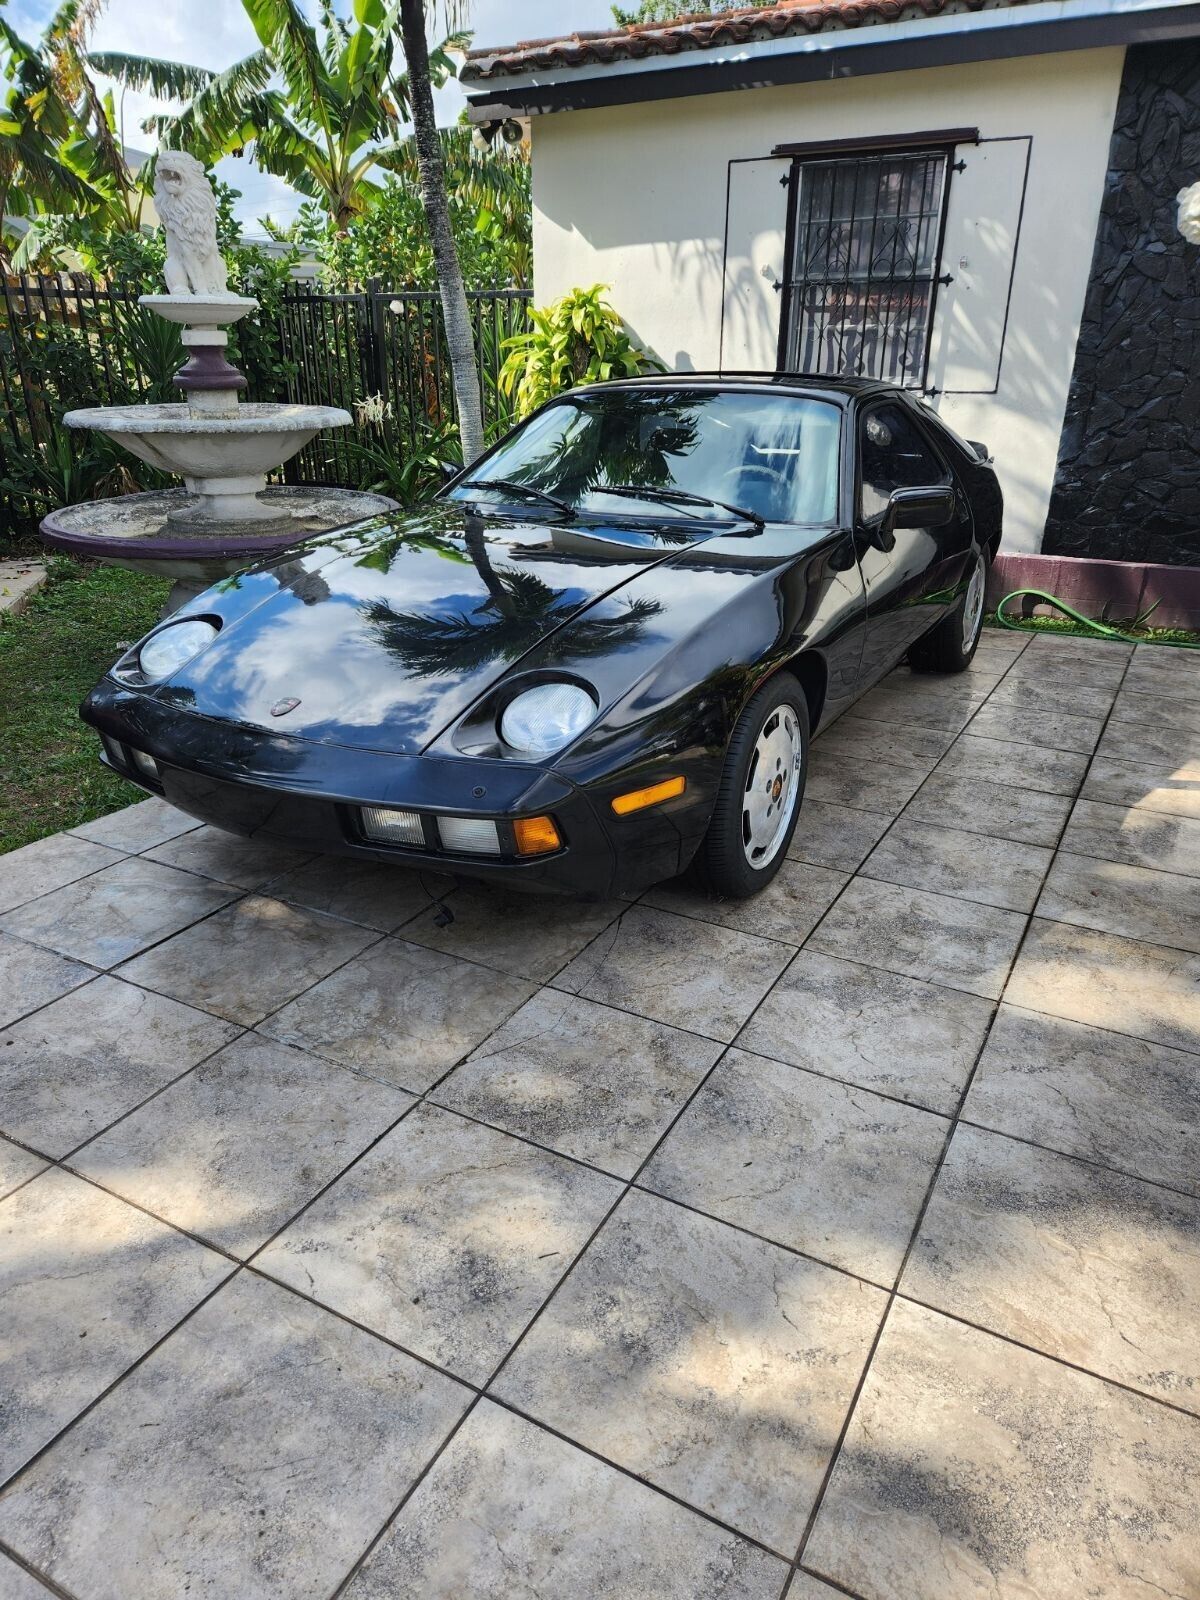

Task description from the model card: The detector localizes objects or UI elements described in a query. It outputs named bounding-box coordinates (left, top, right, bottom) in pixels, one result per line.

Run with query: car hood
left=146, top=504, right=767, bottom=756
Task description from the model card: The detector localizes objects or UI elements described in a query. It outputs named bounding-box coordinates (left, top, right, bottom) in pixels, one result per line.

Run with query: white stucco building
left=464, top=0, right=1200, bottom=614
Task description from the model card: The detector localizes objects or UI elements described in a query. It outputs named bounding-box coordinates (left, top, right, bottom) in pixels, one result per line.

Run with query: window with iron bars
left=779, top=149, right=951, bottom=389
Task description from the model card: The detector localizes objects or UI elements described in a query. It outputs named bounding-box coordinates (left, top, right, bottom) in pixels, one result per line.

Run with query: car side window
left=858, top=403, right=950, bottom=522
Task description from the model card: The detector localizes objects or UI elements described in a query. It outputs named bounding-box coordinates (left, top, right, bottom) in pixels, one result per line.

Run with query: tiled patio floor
left=1, top=630, right=1198, bottom=1599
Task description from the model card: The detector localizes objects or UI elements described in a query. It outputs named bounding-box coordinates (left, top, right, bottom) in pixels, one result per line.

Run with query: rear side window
left=859, top=402, right=949, bottom=521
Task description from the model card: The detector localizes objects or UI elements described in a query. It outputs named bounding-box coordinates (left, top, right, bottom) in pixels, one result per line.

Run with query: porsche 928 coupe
left=82, top=375, right=1002, bottom=900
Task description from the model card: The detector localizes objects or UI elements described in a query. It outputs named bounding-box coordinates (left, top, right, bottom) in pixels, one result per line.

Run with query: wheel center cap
left=772, top=776, right=784, bottom=802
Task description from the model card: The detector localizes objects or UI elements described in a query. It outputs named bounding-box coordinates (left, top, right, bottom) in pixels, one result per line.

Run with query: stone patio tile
left=261, top=855, right=452, bottom=932
left=803, top=749, right=926, bottom=818
left=854, top=687, right=982, bottom=733
left=644, top=861, right=847, bottom=944
left=1082, top=754, right=1200, bottom=820
left=808, top=878, right=1026, bottom=1000
left=116, top=894, right=377, bottom=1025
left=936, top=733, right=1090, bottom=797
left=1036, top=852, right=1200, bottom=954
left=1005, top=649, right=1127, bottom=690
left=1123, top=647, right=1200, bottom=700
left=0, top=1139, right=44, bottom=1202
left=1062, top=798, right=1200, bottom=879
left=258, top=1104, right=618, bottom=1383
left=0, top=1167, right=232, bottom=1481
left=555, top=906, right=792, bottom=1043
left=805, top=1299, right=1200, bottom=1600
left=144, top=825, right=312, bottom=890
left=260, top=938, right=535, bottom=1093
left=0, top=1553, right=53, bottom=1598
left=72, top=1034, right=408, bottom=1258
left=403, top=884, right=625, bottom=983
left=905, top=1124, right=1200, bottom=1410
left=0, top=932, right=91, bottom=1030
left=965, top=700, right=1105, bottom=755
left=860, top=819, right=1052, bottom=913
left=989, top=674, right=1116, bottom=722
left=434, top=990, right=722, bottom=1178
left=788, top=799, right=892, bottom=871
left=788, top=1574, right=848, bottom=1599
left=0, top=857, right=239, bottom=969
left=71, top=797, right=199, bottom=854
left=495, top=1188, right=886, bottom=1552
left=0, top=976, right=239, bottom=1158
left=812, top=715, right=956, bottom=772
left=0, top=834, right=124, bottom=916
left=904, top=773, right=1071, bottom=848
left=737, top=950, right=993, bottom=1116
left=1110, top=686, right=1200, bottom=735
left=342, top=1401, right=787, bottom=1600
left=641, top=1048, right=947, bottom=1283
left=0, top=1272, right=469, bottom=1600
left=1096, top=719, right=1200, bottom=767
left=1005, top=918, right=1200, bottom=1057
left=1022, top=632, right=1132, bottom=664
left=964, top=1004, right=1200, bottom=1195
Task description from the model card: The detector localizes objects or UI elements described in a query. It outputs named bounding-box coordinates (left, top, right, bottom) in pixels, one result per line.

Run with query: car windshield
left=450, top=388, right=841, bottom=525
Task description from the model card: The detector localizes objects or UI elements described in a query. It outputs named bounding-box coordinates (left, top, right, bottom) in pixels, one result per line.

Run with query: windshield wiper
left=460, top=476, right=572, bottom=516
left=593, top=483, right=764, bottom=530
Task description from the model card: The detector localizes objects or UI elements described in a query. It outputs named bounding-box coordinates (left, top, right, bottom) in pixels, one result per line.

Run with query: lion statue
left=1178, top=181, right=1200, bottom=246
left=155, top=151, right=230, bottom=297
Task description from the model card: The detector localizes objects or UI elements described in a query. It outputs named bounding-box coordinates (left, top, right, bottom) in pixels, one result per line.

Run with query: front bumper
left=82, top=681, right=696, bottom=899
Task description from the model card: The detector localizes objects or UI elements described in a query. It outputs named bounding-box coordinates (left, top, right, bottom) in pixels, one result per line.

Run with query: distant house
left=463, top=0, right=1200, bottom=613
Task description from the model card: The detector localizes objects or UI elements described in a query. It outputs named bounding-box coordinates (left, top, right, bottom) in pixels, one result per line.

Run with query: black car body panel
left=82, top=375, right=1002, bottom=899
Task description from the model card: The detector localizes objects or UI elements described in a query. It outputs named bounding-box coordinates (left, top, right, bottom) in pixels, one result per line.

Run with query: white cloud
left=12, top=0, right=616, bottom=224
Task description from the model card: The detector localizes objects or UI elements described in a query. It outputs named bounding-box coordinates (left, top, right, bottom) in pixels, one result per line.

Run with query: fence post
left=365, top=278, right=388, bottom=400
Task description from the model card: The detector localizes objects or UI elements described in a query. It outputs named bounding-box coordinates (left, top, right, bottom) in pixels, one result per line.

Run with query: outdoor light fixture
left=360, top=805, right=425, bottom=847
left=437, top=816, right=502, bottom=855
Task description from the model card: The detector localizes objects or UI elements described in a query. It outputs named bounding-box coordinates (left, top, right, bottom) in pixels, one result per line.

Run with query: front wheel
left=694, top=673, right=809, bottom=899
left=908, top=545, right=987, bottom=674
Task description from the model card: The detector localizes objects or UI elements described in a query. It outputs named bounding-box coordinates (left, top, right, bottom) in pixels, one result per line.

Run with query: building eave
left=463, top=0, right=1200, bottom=116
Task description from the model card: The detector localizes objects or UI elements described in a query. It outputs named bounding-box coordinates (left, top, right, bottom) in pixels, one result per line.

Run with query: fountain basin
left=41, top=485, right=399, bottom=583
left=139, top=292, right=257, bottom=327
left=64, top=403, right=352, bottom=524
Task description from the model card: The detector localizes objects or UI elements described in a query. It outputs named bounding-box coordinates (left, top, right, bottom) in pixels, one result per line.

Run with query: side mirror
left=439, top=460, right=460, bottom=486
left=885, top=484, right=956, bottom=532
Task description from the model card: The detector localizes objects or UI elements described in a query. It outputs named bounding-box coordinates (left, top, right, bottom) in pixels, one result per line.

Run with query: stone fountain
left=40, top=151, right=396, bottom=606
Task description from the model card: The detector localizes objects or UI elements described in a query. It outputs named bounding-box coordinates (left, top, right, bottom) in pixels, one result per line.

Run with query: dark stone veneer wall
left=1043, top=42, right=1200, bottom=567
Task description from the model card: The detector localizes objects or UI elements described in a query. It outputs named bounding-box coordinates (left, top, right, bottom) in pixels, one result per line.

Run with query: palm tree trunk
left=398, top=0, right=487, bottom=465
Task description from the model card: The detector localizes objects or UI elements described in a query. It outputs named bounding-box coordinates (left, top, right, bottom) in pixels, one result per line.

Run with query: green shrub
left=497, top=285, right=661, bottom=417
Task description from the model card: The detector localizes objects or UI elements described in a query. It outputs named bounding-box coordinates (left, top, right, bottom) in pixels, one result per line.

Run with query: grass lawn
left=0, top=558, right=169, bottom=853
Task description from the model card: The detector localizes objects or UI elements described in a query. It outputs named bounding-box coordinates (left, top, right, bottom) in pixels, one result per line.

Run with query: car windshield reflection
left=448, top=388, right=842, bottom=526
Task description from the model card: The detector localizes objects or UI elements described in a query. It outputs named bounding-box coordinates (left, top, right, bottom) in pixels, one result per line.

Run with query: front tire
left=694, top=672, right=809, bottom=899
left=908, top=545, right=987, bottom=674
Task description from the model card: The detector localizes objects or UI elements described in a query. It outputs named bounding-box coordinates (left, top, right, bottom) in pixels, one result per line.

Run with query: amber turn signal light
left=610, top=776, right=686, bottom=816
left=513, top=814, right=563, bottom=856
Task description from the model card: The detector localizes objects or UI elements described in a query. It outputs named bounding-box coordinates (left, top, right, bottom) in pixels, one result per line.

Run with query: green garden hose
left=994, top=588, right=1200, bottom=650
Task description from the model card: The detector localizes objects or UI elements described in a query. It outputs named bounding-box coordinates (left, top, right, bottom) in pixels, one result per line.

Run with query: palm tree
left=96, top=0, right=489, bottom=462
left=397, top=0, right=485, bottom=462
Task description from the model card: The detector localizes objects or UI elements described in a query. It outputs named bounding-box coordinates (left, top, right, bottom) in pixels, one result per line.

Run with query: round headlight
left=138, top=619, right=219, bottom=682
left=500, top=682, right=597, bottom=756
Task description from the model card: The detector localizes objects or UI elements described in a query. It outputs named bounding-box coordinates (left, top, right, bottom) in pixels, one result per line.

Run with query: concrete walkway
left=0, top=630, right=1197, bottom=1599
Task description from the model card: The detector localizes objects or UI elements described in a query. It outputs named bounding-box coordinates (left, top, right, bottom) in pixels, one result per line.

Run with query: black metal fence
left=0, top=275, right=532, bottom=546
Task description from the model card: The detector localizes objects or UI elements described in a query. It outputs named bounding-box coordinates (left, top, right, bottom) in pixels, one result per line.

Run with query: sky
left=8, top=0, right=615, bottom=228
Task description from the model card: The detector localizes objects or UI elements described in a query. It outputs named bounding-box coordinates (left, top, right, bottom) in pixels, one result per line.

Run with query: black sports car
left=82, top=375, right=1001, bottom=900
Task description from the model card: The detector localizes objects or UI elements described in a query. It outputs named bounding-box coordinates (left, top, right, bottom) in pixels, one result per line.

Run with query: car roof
left=571, top=372, right=901, bottom=405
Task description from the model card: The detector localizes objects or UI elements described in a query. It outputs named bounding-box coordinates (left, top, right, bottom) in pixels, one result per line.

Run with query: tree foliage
left=498, top=285, right=662, bottom=417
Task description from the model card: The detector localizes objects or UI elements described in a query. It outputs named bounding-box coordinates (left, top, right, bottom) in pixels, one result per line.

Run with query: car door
left=854, top=398, right=973, bottom=685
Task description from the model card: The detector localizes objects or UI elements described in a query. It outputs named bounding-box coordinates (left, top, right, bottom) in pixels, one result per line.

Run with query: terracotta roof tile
left=462, top=0, right=1032, bottom=81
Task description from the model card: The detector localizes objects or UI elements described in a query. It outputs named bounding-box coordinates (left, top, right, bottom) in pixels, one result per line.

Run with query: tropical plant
left=92, top=0, right=465, bottom=232
left=611, top=0, right=766, bottom=22
left=341, top=405, right=463, bottom=505
left=498, top=285, right=663, bottom=418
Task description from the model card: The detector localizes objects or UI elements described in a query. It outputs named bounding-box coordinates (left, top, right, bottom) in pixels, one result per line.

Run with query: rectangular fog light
left=361, top=805, right=425, bottom=847
left=99, top=733, right=126, bottom=768
left=438, top=816, right=502, bottom=856
left=129, top=748, right=160, bottom=782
